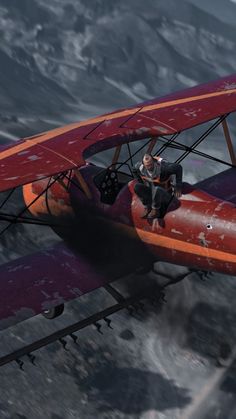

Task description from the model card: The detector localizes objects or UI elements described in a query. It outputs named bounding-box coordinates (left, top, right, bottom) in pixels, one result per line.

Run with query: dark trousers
left=134, top=183, right=171, bottom=210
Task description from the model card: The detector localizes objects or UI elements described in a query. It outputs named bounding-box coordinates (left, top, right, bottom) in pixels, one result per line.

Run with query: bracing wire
left=175, top=114, right=228, bottom=164
left=0, top=188, right=16, bottom=210
left=0, top=173, right=67, bottom=237
left=0, top=113, right=233, bottom=235
left=116, top=138, right=153, bottom=171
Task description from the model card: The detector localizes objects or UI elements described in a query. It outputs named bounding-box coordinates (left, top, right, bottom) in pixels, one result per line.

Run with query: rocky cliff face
left=0, top=0, right=235, bottom=124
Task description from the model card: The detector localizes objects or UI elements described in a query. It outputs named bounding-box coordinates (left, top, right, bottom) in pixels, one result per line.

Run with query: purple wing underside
left=0, top=242, right=115, bottom=330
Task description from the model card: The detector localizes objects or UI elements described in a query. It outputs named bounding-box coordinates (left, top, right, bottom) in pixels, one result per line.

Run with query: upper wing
left=0, top=73, right=236, bottom=192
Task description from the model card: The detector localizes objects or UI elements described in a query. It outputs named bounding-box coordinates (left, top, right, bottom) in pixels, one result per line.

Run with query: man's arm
left=162, top=162, right=183, bottom=197
left=132, top=162, right=143, bottom=182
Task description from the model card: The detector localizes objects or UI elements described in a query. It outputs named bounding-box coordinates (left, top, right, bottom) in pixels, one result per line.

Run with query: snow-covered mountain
left=0, top=0, right=236, bottom=133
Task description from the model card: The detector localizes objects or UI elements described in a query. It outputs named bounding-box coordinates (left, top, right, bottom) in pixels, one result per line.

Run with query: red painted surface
left=23, top=177, right=74, bottom=217
left=0, top=163, right=235, bottom=329
left=22, top=164, right=236, bottom=278
left=0, top=74, right=236, bottom=191
left=127, top=181, right=236, bottom=274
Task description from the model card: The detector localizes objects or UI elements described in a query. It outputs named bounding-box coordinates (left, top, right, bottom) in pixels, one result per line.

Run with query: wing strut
left=147, top=137, right=158, bottom=154
left=111, top=145, right=122, bottom=169
left=221, top=119, right=236, bottom=165
left=116, top=137, right=153, bottom=171
left=74, top=169, right=92, bottom=199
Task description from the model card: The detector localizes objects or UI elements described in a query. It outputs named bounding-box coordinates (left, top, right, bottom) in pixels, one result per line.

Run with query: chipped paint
left=4, top=176, right=19, bottom=181
left=224, top=82, right=236, bottom=90
left=8, top=264, right=26, bottom=273
left=69, top=288, right=83, bottom=296
left=171, top=228, right=183, bottom=235
left=135, top=127, right=150, bottom=135
left=27, top=155, right=41, bottom=161
left=17, top=150, right=29, bottom=156
left=198, top=232, right=210, bottom=247
left=41, top=290, right=51, bottom=298
left=152, top=125, right=169, bottom=133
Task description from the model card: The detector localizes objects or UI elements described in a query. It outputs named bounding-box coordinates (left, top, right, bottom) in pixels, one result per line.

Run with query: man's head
left=142, top=153, right=154, bottom=171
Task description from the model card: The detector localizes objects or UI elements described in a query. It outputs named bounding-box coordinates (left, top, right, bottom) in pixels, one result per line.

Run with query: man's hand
left=132, top=167, right=143, bottom=183
left=132, top=167, right=139, bottom=177
left=174, top=184, right=182, bottom=198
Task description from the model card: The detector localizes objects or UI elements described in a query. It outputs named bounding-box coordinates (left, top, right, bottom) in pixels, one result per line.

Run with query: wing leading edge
left=0, top=74, right=236, bottom=191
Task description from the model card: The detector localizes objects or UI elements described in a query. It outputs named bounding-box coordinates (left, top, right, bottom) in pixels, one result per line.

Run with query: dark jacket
left=133, top=159, right=183, bottom=188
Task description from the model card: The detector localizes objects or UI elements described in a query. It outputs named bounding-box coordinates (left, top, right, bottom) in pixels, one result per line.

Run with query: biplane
left=0, top=74, right=236, bottom=368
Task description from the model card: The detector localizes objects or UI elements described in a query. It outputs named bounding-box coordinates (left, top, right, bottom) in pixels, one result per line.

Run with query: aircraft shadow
left=185, top=301, right=236, bottom=363
left=220, top=360, right=236, bottom=394
left=63, top=352, right=191, bottom=414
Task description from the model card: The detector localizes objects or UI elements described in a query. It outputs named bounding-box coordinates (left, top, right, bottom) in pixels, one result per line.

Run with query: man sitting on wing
left=133, top=153, right=183, bottom=219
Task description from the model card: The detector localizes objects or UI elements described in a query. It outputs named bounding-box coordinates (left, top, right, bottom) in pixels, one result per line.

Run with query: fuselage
left=22, top=164, right=236, bottom=276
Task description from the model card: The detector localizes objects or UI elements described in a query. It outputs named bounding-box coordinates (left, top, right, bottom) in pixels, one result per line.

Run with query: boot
left=141, top=207, right=151, bottom=219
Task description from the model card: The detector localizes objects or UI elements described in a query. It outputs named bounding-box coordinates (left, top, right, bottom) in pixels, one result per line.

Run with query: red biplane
left=0, top=74, right=236, bottom=367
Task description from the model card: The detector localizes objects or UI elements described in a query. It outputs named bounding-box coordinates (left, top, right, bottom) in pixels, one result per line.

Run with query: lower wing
left=0, top=242, right=124, bottom=330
